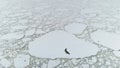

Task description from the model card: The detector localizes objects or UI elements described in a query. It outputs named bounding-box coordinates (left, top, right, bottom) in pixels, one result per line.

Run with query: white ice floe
left=28, top=30, right=98, bottom=58
left=91, top=30, right=120, bottom=50
left=0, top=58, right=11, bottom=68
left=65, top=23, right=86, bottom=34
left=14, top=54, right=29, bottom=68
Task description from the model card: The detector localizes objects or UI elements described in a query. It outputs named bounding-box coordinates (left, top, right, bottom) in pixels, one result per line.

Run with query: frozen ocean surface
left=0, top=0, right=120, bottom=68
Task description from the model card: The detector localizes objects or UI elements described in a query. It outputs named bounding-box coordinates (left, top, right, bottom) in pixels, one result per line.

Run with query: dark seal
left=65, top=48, right=70, bottom=55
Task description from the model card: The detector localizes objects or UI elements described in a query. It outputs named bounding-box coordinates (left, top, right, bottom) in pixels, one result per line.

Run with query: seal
left=65, top=48, right=70, bottom=55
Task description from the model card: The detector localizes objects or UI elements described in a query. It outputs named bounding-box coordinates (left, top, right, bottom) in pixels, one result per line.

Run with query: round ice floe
left=65, top=23, right=86, bottom=34
left=91, top=30, right=120, bottom=50
left=28, top=30, right=98, bottom=58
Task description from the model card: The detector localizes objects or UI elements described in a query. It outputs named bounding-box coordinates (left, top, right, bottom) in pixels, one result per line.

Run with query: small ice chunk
left=48, top=60, right=60, bottom=68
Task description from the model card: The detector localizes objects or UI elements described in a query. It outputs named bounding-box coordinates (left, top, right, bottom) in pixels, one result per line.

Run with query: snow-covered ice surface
left=0, top=0, right=120, bottom=68
left=29, top=30, right=98, bottom=58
